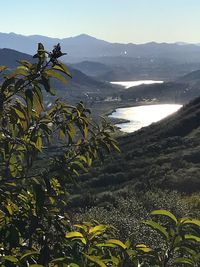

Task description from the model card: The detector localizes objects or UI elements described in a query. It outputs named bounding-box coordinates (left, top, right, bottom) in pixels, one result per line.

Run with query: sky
left=1, top=0, right=200, bottom=43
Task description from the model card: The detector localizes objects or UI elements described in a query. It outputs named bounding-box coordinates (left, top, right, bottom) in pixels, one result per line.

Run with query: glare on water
left=110, top=80, right=163, bottom=89
left=109, top=104, right=182, bottom=133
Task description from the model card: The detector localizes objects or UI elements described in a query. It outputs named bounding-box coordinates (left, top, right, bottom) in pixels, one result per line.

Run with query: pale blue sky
left=1, top=0, right=200, bottom=43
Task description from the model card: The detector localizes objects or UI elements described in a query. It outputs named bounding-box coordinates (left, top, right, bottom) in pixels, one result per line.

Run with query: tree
left=0, top=43, right=119, bottom=266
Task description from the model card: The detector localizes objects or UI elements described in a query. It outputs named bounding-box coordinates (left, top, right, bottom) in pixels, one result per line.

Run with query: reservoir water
left=110, top=80, right=163, bottom=89
left=109, top=104, right=182, bottom=133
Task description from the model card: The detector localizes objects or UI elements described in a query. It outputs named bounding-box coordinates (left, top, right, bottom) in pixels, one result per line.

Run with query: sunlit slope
left=72, top=96, right=200, bottom=200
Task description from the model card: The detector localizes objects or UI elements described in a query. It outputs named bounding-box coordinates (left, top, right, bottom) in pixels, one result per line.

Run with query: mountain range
left=0, top=47, right=120, bottom=102
left=2, top=47, right=200, bottom=104
left=2, top=32, right=200, bottom=81
left=2, top=32, right=200, bottom=63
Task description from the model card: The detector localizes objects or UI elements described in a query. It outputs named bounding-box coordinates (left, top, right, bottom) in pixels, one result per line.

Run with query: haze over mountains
left=2, top=33, right=200, bottom=194
left=1, top=32, right=200, bottom=62
left=0, top=40, right=200, bottom=105
left=0, top=47, right=119, bottom=103
left=2, top=32, right=200, bottom=81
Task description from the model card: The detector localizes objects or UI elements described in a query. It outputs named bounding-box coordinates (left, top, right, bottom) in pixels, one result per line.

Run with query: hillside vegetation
left=68, top=96, right=200, bottom=249
left=71, top=96, right=200, bottom=200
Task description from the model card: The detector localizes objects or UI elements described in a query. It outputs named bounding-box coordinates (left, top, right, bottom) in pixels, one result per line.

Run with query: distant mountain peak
left=76, top=33, right=93, bottom=39
left=71, top=34, right=109, bottom=44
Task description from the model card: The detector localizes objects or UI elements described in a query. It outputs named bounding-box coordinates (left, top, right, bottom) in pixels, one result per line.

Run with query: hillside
left=0, top=48, right=33, bottom=67
left=69, top=96, right=200, bottom=209
left=61, top=67, right=120, bottom=101
left=177, top=69, right=200, bottom=82
left=70, top=61, right=111, bottom=77
left=71, top=57, right=200, bottom=81
left=119, top=68, right=200, bottom=104
left=0, top=48, right=120, bottom=102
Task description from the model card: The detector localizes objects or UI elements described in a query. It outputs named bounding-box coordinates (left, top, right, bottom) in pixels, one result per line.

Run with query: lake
left=110, top=80, right=163, bottom=89
left=109, top=104, right=182, bottom=133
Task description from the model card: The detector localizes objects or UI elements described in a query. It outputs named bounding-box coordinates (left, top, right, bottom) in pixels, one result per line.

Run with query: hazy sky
left=1, top=0, right=200, bottom=43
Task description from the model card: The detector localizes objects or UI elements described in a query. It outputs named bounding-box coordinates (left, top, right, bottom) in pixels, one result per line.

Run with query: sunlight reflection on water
left=110, top=80, right=163, bottom=89
left=109, top=104, right=182, bottom=133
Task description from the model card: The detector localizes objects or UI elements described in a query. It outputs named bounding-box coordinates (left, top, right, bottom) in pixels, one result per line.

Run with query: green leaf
left=72, top=161, right=87, bottom=171
left=20, top=251, right=39, bottom=261
left=174, top=257, right=194, bottom=266
left=74, top=224, right=87, bottom=232
left=66, top=231, right=84, bottom=238
left=110, top=255, right=120, bottom=265
left=151, top=210, right=178, bottom=224
left=4, top=256, right=18, bottom=263
left=17, top=60, right=32, bottom=68
left=68, top=123, right=76, bottom=141
left=96, top=243, right=118, bottom=248
left=136, top=244, right=152, bottom=253
left=143, top=220, right=169, bottom=240
left=0, top=210, right=5, bottom=219
left=39, top=76, right=50, bottom=93
left=89, top=224, right=107, bottom=234
left=75, top=237, right=87, bottom=245
left=181, top=218, right=200, bottom=227
left=106, top=239, right=127, bottom=250
left=53, top=62, right=72, bottom=78
left=184, top=234, right=200, bottom=242
left=85, top=255, right=107, bottom=267
left=14, top=108, right=25, bottom=119
left=35, top=136, right=42, bottom=151
left=25, top=89, right=33, bottom=116
left=33, top=86, right=43, bottom=114
left=15, top=67, right=29, bottom=76
left=15, top=78, right=25, bottom=90
left=45, top=69, right=68, bottom=84
left=50, top=257, right=66, bottom=263
left=112, top=142, right=121, bottom=152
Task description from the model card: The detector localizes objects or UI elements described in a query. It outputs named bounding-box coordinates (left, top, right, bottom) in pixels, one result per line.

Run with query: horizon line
left=0, top=31, right=199, bottom=46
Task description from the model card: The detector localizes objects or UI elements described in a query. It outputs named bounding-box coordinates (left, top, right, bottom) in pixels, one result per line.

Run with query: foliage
left=0, top=44, right=199, bottom=266
left=67, top=210, right=200, bottom=267
left=74, top=189, right=193, bottom=242
left=0, top=43, right=119, bottom=266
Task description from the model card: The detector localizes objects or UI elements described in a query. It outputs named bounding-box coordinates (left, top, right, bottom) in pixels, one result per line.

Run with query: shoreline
left=102, top=99, right=162, bottom=126
left=92, top=99, right=183, bottom=135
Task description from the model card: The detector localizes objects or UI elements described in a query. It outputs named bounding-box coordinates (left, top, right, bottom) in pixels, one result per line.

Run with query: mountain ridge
left=0, top=48, right=120, bottom=102
left=5, top=32, right=197, bottom=46
left=1, top=32, right=200, bottom=63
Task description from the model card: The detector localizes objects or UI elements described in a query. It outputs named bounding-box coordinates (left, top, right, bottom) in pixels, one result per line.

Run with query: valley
left=2, top=1, right=200, bottom=265
left=1, top=37, right=200, bottom=250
